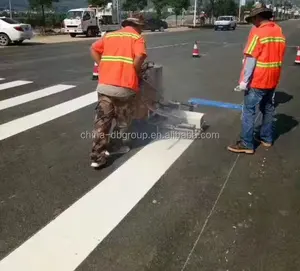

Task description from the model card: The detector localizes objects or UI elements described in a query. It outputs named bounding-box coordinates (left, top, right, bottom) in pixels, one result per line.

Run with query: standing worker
left=228, top=3, right=286, bottom=154
left=89, top=13, right=147, bottom=168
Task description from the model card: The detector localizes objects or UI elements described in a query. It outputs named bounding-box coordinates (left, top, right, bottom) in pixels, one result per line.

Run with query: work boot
left=90, top=152, right=108, bottom=169
left=227, top=141, right=254, bottom=154
left=254, top=136, right=272, bottom=147
left=105, top=146, right=131, bottom=156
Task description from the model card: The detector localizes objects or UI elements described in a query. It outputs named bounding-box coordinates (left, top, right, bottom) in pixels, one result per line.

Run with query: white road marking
left=0, top=134, right=195, bottom=271
left=0, top=84, right=75, bottom=111
left=0, top=78, right=4, bottom=80
left=0, top=80, right=33, bottom=91
left=0, top=91, right=96, bottom=141
left=148, top=43, right=188, bottom=49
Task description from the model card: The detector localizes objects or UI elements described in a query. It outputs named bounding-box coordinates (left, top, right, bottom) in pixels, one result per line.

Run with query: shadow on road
left=254, top=91, right=297, bottom=144
left=6, top=42, right=46, bottom=47
left=129, top=120, right=157, bottom=150
left=274, top=91, right=293, bottom=107
left=254, top=114, right=298, bottom=148
left=273, top=113, right=299, bottom=141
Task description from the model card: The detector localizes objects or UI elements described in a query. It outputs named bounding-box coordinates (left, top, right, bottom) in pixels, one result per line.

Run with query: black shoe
left=227, top=141, right=254, bottom=154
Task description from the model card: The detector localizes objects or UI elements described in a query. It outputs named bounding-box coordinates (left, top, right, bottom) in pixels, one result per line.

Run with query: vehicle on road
left=0, top=17, right=33, bottom=46
left=144, top=18, right=168, bottom=32
left=214, top=16, right=237, bottom=31
left=63, top=3, right=120, bottom=38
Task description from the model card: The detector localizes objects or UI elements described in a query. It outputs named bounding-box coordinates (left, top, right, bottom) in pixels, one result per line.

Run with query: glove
left=233, top=85, right=241, bottom=92
left=239, top=81, right=248, bottom=91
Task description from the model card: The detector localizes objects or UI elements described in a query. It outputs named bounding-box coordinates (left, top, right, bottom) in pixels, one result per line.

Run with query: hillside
left=0, top=0, right=89, bottom=12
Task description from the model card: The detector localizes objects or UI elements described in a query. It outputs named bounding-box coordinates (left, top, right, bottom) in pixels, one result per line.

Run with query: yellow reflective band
left=101, top=56, right=134, bottom=64
left=260, top=37, right=285, bottom=44
left=105, top=32, right=140, bottom=39
left=256, top=61, right=282, bottom=68
left=246, top=35, right=259, bottom=55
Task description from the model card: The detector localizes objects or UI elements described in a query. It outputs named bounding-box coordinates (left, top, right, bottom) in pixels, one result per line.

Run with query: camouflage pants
left=90, top=93, right=135, bottom=164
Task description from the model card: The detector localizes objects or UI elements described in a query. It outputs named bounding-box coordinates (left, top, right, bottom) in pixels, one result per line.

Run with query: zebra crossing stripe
left=0, top=84, right=76, bottom=111
left=0, top=91, right=96, bottom=141
left=0, top=130, right=195, bottom=271
left=0, top=80, right=33, bottom=91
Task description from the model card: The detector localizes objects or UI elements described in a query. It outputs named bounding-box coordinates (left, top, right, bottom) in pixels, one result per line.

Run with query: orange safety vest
left=239, top=22, right=286, bottom=89
left=96, top=27, right=147, bottom=92
left=242, top=26, right=256, bottom=64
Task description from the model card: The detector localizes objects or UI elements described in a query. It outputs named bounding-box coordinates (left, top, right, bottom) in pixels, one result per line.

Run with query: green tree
left=152, top=0, right=169, bottom=18
left=168, top=0, right=190, bottom=25
left=245, top=1, right=255, bottom=10
left=122, top=0, right=147, bottom=12
left=87, top=0, right=109, bottom=6
left=214, top=0, right=238, bottom=17
left=28, top=0, right=59, bottom=26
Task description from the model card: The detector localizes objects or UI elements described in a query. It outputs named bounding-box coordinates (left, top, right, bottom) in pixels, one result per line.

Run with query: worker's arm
left=90, top=38, right=104, bottom=65
left=134, top=55, right=147, bottom=75
left=240, top=56, right=257, bottom=89
left=133, top=37, right=147, bottom=76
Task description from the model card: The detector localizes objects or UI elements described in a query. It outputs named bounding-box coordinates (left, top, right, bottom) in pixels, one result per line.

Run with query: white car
left=0, top=17, right=34, bottom=46
left=214, top=16, right=237, bottom=31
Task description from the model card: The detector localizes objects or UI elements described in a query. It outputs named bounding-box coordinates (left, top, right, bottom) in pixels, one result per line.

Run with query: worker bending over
left=90, top=13, right=147, bottom=168
left=228, top=3, right=286, bottom=154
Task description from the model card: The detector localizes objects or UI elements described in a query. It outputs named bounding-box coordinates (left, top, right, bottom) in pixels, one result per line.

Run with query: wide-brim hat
left=121, top=13, right=145, bottom=27
left=245, top=2, right=273, bottom=23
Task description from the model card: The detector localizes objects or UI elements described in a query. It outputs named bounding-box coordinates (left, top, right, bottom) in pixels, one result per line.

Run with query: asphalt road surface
left=0, top=21, right=300, bottom=271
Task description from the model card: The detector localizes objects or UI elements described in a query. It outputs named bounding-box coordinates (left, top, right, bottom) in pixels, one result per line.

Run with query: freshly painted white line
left=0, top=135, right=195, bottom=271
left=0, top=84, right=76, bottom=111
left=0, top=78, right=4, bottom=81
left=0, top=92, right=96, bottom=141
left=0, top=80, right=33, bottom=91
left=148, top=43, right=188, bottom=49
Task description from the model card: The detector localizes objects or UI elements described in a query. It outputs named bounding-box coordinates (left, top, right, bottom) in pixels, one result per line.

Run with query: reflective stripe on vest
left=260, top=37, right=285, bottom=44
left=101, top=55, right=134, bottom=64
left=245, top=35, right=259, bottom=54
left=105, top=32, right=140, bottom=40
left=256, top=61, right=282, bottom=68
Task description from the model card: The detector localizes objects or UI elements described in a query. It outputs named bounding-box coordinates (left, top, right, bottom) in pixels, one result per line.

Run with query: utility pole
left=238, top=0, right=245, bottom=22
left=8, top=0, right=12, bottom=19
left=193, top=0, right=197, bottom=27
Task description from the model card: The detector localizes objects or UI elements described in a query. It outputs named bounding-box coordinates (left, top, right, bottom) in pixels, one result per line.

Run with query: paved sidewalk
left=25, top=27, right=191, bottom=45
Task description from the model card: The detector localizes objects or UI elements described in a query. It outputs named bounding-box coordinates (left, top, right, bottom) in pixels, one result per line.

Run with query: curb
left=27, top=27, right=192, bottom=44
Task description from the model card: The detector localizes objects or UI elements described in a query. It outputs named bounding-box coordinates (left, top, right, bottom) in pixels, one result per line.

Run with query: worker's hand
left=233, top=85, right=241, bottom=92
left=239, top=81, right=248, bottom=91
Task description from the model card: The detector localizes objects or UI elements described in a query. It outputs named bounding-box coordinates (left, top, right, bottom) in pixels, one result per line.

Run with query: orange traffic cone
left=92, top=62, right=98, bottom=80
left=192, top=41, right=200, bottom=57
left=295, top=46, right=300, bottom=64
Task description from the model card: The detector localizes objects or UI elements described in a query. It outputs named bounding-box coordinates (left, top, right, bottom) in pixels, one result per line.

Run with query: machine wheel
left=14, top=40, right=23, bottom=45
left=70, top=33, right=76, bottom=37
left=0, top=33, right=10, bottom=46
left=86, top=27, right=93, bottom=37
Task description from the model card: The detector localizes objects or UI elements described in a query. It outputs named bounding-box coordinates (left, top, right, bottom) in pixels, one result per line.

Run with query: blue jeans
left=241, top=88, right=275, bottom=149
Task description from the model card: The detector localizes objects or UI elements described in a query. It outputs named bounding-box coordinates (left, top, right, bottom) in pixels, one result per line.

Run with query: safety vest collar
left=122, top=26, right=140, bottom=35
left=105, top=32, right=141, bottom=39
left=258, top=21, right=275, bottom=28
left=105, top=27, right=141, bottom=40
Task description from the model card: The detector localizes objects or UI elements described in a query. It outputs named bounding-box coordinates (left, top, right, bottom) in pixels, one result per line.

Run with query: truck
left=63, top=2, right=121, bottom=38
